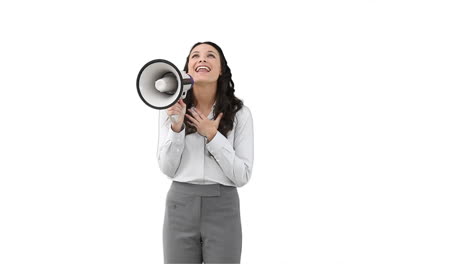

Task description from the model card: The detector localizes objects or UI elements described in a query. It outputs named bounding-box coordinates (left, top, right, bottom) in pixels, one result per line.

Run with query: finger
left=192, top=107, right=206, bottom=120
left=167, top=108, right=181, bottom=116
left=187, top=121, right=196, bottom=128
left=168, top=105, right=182, bottom=113
left=188, top=108, right=203, bottom=120
left=179, top=99, right=186, bottom=107
left=185, top=113, right=199, bottom=124
left=215, top=112, right=224, bottom=123
left=167, top=109, right=177, bottom=116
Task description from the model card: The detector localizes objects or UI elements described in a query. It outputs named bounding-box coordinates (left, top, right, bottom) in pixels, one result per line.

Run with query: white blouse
left=157, top=104, right=254, bottom=187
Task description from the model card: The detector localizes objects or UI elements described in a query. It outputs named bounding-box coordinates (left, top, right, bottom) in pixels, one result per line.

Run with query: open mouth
left=195, top=66, right=211, bottom=72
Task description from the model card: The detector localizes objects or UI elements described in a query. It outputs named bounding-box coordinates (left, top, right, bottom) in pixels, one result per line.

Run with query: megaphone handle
left=170, top=114, right=179, bottom=123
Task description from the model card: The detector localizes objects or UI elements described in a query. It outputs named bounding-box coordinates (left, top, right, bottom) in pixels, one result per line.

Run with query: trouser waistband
left=170, top=181, right=237, bottom=197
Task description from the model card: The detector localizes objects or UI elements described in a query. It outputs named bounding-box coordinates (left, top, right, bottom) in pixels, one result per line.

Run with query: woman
left=157, top=41, right=254, bottom=264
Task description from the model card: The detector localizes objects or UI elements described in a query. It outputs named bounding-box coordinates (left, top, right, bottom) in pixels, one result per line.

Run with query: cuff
left=168, top=124, right=185, bottom=145
left=206, top=131, right=230, bottom=155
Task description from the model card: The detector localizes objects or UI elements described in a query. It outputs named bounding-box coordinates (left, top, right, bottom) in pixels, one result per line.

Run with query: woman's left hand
left=186, top=108, right=223, bottom=142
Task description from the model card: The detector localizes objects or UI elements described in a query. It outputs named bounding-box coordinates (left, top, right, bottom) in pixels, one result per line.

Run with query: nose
left=198, top=57, right=207, bottom=63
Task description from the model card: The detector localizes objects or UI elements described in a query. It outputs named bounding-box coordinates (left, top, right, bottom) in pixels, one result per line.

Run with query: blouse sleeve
left=205, top=106, right=254, bottom=187
left=157, top=111, right=185, bottom=178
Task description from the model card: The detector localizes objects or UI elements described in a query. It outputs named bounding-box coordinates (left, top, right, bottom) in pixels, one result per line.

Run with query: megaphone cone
left=136, top=59, right=193, bottom=110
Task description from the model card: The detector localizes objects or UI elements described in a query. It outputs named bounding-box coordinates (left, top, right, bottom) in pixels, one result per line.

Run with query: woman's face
left=187, top=44, right=222, bottom=84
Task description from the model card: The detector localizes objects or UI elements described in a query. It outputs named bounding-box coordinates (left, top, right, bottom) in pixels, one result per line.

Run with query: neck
left=193, top=82, right=217, bottom=109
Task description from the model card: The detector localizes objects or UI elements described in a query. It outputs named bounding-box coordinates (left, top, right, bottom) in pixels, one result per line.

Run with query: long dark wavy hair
left=182, top=41, right=243, bottom=137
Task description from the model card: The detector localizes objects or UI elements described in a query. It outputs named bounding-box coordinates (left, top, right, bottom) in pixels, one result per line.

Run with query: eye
left=208, top=54, right=215, bottom=58
left=191, top=54, right=199, bottom=59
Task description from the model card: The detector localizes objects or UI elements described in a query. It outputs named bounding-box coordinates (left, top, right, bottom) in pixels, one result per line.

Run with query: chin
left=194, top=77, right=218, bottom=84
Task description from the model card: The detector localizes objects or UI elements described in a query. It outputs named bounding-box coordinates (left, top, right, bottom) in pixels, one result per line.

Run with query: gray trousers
left=163, top=181, right=242, bottom=264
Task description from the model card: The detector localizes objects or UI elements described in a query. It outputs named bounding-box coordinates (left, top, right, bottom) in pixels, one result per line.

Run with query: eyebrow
left=191, top=50, right=218, bottom=55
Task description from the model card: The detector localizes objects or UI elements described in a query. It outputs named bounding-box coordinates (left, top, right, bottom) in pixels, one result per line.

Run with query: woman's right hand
left=166, top=99, right=186, bottom=132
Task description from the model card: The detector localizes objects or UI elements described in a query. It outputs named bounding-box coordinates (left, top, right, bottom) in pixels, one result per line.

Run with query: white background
left=1, top=0, right=467, bottom=263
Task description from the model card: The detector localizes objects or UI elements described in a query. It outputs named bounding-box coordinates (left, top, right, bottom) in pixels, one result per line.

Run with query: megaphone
left=136, top=59, right=193, bottom=121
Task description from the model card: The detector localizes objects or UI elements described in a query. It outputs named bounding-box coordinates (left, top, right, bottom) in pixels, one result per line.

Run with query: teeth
left=196, top=66, right=210, bottom=72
